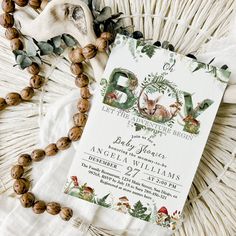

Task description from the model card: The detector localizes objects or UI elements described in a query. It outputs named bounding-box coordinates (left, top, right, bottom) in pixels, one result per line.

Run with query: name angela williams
left=89, top=136, right=181, bottom=182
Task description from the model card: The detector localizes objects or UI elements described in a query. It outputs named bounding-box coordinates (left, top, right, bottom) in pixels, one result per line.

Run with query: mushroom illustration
left=156, top=206, right=169, bottom=224
left=13, top=0, right=108, bottom=80
left=116, top=196, right=131, bottom=214
left=82, top=186, right=94, bottom=201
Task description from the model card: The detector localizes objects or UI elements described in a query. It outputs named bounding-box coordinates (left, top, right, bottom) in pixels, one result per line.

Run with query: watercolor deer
left=142, top=93, right=181, bottom=121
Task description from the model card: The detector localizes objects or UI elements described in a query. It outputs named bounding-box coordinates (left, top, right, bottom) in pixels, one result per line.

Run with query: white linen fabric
left=0, top=18, right=236, bottom=236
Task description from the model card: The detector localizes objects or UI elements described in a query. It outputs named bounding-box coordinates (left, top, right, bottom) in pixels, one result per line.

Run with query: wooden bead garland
left=0, top=0, right=111, bottom=223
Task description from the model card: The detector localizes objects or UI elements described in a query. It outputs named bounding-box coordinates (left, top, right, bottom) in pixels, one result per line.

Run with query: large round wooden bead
left=13, top=178, right=30, bottom=195
left=5, top=27, right=19, bottom=39
left=96, top=37, right=107, bottom=52
left=2, top=0, right=15, bottom=13
left=29, top=0, right=41, bottom=9
left=20, top=87, right=34, bottom=101
left=31, top=149, right=45, bottom=162
left=14, top=0, right=28, bottom=7
left=18, top=154, right=32, bottom=167
left=30, top=75, right=44, bottom=89
left=69, top=48, right=84, bottom=63
left=27, top=63, right=40, bottom=75
left=70, top=63, right=83, bottom=75
left=33, top=200, right=46, bottom=214
left=100, top=32, right=112, bottom=41
left=77, top=99, right=90, bottom=113
left=60, top=207, right=73, bottom=221
left=80, top=87, right=91, bottom=99
left=0, top=13, right=14, bottom=28
left=46, top=202, right=61, bottom=215
left=82, top=44, right=97, bottom=59
left=11, top=165, right=24, bottom=179
left=68, top=126, right=83, bottom=141
left=0, top=97, right=7, bottom=111
left=20, top=192, right=35, bottom=208
left=5, top=92, right=21, bottom=106
left=75, top=74, right=89, bottom=88
left=56, top=137, right=71, bottom=150
left=45, top=143, right=58, bottom=156
left=10, top=38, right=23, bottom=50
left=73, top=113, right=87, bottom=127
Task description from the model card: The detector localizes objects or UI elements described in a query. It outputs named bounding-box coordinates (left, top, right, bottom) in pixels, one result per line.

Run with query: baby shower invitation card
left=64, top=35, right=230, bottom=230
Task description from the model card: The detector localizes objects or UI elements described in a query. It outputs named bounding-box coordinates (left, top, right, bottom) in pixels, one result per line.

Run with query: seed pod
left=5, top=27, right=19, bottom=40
left=18, top=154, right=32, bottom=167
left=33, top=200, right=46, bottom=214
left=45, top=143, right=58, bottom=156
left=68, top=48, right=84, bottom=63
left=60, top=207, right=73, bottom=221
left=31, top=149, right=45, bottom=162
left=56, top=137, right=71, bottom=150
left=27, top=63, right=40, bottom=75
left=20, top=87, right=34, bottom=101
left=1, top=0, right=15, bottom=13
left=29, top=0, right=41, bottom=9
left=73, top=113, right=87, bottom=127
left=82, top=44, right=97, bottom=59
left=68, top=126, right=83, bottom=141
left=14, top=0, right=29, bottom=7
left=30, top=75, right=44, bottom=89
left=100, top=32, right=112, bottom=41
left=10, top=38, right=23, bottom=50
left=80, top=87, right=91, bottom=99
left=13, top=178, right=30, bottom=195
left=77, top=99, right=90, bottom=113
left=46, top=202, right=61, bottom=215
left=11, top=165, right=24, bottom=179
left=75, top=74, right=89, bottom=88
left=70, top=63, right=83, bottom=75
left=0, top=97, right=7, bottom=111
left=95, top=37, right=108, bottom=52
left=20, top=192, right=35, bottom=208
left=0, top=13, right=14, bottom=28
left=5, top=92, right=21, bottom=106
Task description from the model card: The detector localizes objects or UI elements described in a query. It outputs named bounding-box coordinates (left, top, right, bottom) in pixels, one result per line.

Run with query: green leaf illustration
left=95, top=194, right=111, bottom=208
left=129, top=201, right=151, bottom=221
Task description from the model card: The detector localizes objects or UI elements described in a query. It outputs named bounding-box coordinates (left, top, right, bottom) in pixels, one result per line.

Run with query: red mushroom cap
left=158, top=206, right=168, bottom=215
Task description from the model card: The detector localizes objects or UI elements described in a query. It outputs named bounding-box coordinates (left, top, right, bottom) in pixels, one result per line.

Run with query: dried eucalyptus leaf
left=16, top=55, right=25, bottom=64
left=30, top=56, right=42, bottom=65
left=20, top=57, right=32, bottom=69
left=53, top=47, right=64, bottom=55
left=132, top=31, right=143, bottom=39
left=52, top=36, right=62, bottom=48
left=37, top=42, right=54, bottom=55
left=114, top=18, right=124, bottom=30
left=95, top=6, right=112, bottom=22
left=62, top=34, right=77, bottom=47
left=25, top=38, right=38, bottom=57
left=111, top=12, right=123, bottom=19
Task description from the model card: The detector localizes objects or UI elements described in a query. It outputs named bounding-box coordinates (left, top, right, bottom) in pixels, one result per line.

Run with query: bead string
left=0, top=0, right=112, bottom=222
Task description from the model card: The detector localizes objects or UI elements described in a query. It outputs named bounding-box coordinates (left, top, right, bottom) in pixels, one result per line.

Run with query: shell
left=13, top=178, right=30, bottom=195
left=20, top=87, right=34, bottom=100
left=45, top=143, right=58, bottom=156
left=31, top=149, right=46, bottom=162
left=68, top=126, right=83, bottom=141
left=59, top=207, right=73, bottom=221
left=73, top=113, right=87, bottom=127
left=77, top=99, right=90, bottom=113
left=33, top=200, right=46, bottom=214
left=5, top=92, right=21, bottom=106
left=56, top=137, right=71, bottom=150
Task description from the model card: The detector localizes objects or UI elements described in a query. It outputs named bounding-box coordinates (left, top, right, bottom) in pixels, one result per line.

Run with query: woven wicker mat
left=0, top=1, right=236, bottom=235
